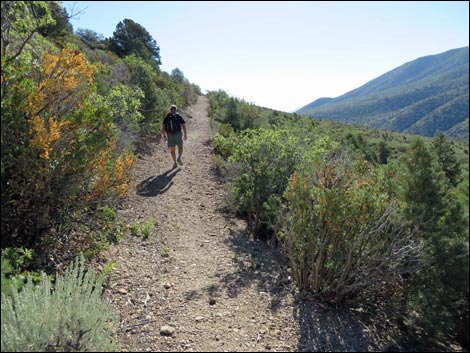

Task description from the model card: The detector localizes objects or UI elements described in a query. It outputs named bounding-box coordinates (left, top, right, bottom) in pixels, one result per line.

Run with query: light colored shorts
left=167, top=131, right=183, bottom=148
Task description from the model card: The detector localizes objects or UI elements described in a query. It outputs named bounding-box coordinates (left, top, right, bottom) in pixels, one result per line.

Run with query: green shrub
left=141, top=217, right=154, bottom=239
left=214, top=129, right=302, bottom=234
left=278, top=154, right=420, bottom=303
left=1, top=247, right=39, bottom=294
left=1, top=256, right=121, bottom=352
left=401, top=139, right=469, bottom=345
left=130, top=221, right=140, bottom=236
left=218, top=123, right=235, bottom=137
left=1, top=257, right=17, bottom=294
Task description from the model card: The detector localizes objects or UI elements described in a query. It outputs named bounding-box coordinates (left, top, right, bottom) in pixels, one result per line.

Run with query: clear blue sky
left=62, top=1, right=469, bottom=112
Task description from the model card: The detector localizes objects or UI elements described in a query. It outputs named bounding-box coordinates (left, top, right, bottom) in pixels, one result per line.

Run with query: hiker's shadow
left=136, top=168, right=181, bottom=197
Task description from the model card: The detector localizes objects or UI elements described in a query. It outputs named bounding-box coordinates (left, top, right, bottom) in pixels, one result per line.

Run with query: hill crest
left=297, top=46, right=469, bottom=139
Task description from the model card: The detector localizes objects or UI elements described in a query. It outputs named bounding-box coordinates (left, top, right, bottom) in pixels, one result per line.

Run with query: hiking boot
left=172, top=162, right=177, bottom=169
left=177, top=157, right=183, bottom=165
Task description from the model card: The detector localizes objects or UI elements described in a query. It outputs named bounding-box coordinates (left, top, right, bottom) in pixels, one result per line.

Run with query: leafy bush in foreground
left=1, top=256, right=121, bottom=352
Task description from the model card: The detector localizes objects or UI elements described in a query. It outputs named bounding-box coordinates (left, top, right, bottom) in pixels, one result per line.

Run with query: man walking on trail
left=162, top=104, right=187, bottom=169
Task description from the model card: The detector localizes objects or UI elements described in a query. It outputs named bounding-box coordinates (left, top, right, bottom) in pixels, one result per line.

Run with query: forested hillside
left=298, top=46, right=469, bottom=139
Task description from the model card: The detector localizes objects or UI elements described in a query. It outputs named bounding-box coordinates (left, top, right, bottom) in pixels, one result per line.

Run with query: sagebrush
left=1, top=256, right=121, bottom=352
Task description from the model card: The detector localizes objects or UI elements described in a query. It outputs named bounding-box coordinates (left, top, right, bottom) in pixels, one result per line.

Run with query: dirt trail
left=101, top=96, right=390, bottom=352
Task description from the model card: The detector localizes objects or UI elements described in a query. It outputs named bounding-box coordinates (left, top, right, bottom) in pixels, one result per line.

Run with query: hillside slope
left=297, top=46, right=469, bottom=139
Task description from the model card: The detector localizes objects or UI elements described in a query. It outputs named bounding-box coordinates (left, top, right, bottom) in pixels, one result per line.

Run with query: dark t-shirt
left=163, top=113, right=185, bottom=133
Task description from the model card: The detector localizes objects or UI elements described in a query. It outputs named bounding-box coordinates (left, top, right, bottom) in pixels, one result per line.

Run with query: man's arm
left=162, top=125, right=167, bottom=140
left=162, top=116, right=167, bottom=141
left=178, top=114, right=187, bottom=140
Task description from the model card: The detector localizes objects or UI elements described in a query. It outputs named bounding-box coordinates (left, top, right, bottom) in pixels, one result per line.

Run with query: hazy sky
left=62, top=1, right=469, bottom=112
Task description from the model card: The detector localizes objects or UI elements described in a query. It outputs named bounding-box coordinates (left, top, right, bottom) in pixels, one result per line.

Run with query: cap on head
left=170, top=104, right=177, bottom=111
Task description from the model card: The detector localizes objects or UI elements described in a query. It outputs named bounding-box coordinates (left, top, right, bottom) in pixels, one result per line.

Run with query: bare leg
left=177, top=146, right=183, bottom=160
left=170, top=147, right=177, bottom=167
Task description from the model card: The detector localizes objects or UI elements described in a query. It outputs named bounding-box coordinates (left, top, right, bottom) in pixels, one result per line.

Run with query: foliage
left=207, top=89, right=231, bottom=124
left=99, top=260, right=116, bottom=288
left=79, top=206, right=126, bottom=260
left=1, top=8, right=149, bottom=266
left=431, top=132, right=462, bottom=186
left=377, top=140, right=391, bottom=164
left=1, top=257, right=16, bottom=293
left=278, top=154, right=420, bottom=303
left=456, top=170, right=469, bottom=219
left=341, top=132, right=379, bottom=163
left=1, top=1, right=55, bottom=64
left=208, top=91, right=264, bottom=132
left=106, top=83, right=145, bottom=148
left=76, top=28, right=106, bottom=49
left=130, top=221, right=140, bottom=236
left=215, top=129, right=300, bottom=233
left=1, top=46, right=135, bottom=253
left=401, top=138, right=469, bottom=344
left=401, top=138, right=447, bottom=230
left=1, top=247, right=34, bottom=273
left=122, top=55, right=170, bottom=136
left=171, top=67, right=186, bottom=83
left=214, top=127, right=331, bottom=235
left=141, top=217, right=154, bottom=239
left=128, top=217, right=154, bottom=239
left=37, top=1, right=73, bottom=43
left=108, top=18, right=161, bottom=66
left=2, top=47, right=90, bottom=245
left=209, top=88, right=469, bottom=347
left=1, top=247, right=40, bottom=294
left=1, top=255, right=121, bottom=352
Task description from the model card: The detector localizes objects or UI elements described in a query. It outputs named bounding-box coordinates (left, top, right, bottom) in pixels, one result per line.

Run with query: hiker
left=162, top=104, right=187, bottom=169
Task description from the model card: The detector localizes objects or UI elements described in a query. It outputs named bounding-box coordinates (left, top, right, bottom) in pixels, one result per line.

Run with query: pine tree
left=108, top=18, right=161, bottom=65
left=431, top=132, right=462, bottom=187
left=378, top=140, right=390, bottom=164
left=402, top=138, right=446, bottom=230
left=402, top=138, right=469, bottom=344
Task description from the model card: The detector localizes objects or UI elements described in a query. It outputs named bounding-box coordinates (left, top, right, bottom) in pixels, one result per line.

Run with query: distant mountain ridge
left=297, top=46, right=469, bottom=139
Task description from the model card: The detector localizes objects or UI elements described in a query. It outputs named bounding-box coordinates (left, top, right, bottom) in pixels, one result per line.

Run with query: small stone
left=209, top=298, right=217, bottom=306
left=160, top=325, right=175, bottom=336
left=118, top=288, right=128, bottom=294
